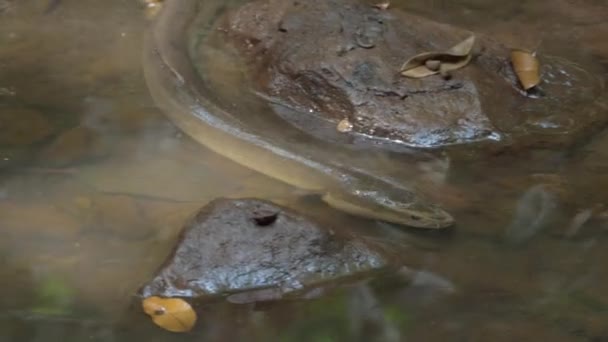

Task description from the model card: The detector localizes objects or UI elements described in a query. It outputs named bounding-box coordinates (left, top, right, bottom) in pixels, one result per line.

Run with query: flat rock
left=139, top=198, right=390, bottom=302
left=218, top=0, right=605, bottom=149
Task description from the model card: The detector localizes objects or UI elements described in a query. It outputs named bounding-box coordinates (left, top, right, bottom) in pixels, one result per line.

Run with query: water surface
left=1, top=0, right=607, bottom=340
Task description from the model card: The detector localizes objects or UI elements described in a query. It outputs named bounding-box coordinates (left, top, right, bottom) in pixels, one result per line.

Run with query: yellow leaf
left=142, top=296, right=197, bottom=333
left=400, top=35, right=476, bottom=78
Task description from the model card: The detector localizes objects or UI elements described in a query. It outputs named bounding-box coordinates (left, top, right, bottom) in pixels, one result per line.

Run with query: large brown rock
left=139, top=198, right=390, bottom=302
left=218, top=0, right=605, bottom=149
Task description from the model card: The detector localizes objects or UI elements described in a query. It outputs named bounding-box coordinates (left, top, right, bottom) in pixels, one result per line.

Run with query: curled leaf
left=510, top=49, right=540, bottom=90
left=372, top=1, right=390, bottom=10
left=400, top=35, right=476, bottom=78
left=142, top=296, right=197, bottom=333
left=337, top=118, right=353, bottom=132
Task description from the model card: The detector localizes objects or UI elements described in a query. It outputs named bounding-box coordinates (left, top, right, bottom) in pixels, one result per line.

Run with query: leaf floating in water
left=372, top=1, right=390, bottom=10
left=400, top=35, right=476, bottom=78
left=510, top=49, right=540, bottom=91
left=142, top=296, right=197, bottom=333
left=337, top=118, right=353, bottom=132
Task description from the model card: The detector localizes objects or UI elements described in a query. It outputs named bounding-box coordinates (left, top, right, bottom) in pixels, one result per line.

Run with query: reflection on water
left=0, top=0, right=607, bottom=340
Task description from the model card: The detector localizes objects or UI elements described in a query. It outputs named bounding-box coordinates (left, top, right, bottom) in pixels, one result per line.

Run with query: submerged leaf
left=400, top=35, right=476, bottom=78
left=510, top=49, right=540, bottom=90
left=142, top=296, right=197, bottom=333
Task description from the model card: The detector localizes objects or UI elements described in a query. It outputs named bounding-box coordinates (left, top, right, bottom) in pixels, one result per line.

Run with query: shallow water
left=0, top=0, right=607, bottom=341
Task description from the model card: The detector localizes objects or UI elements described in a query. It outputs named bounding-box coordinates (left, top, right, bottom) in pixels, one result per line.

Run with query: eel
left=141, top=0, right=454, bottom=228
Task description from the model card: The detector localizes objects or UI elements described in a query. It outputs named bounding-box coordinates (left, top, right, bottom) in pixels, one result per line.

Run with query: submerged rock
left=139, top=198, right=390, bottom=302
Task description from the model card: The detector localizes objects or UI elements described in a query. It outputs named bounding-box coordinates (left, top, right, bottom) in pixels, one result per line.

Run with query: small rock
left=252, top=209, right=279, bottom=226
left=139, top=198, right=390, bottom=302
left=424, top=59, right=441, bottom=71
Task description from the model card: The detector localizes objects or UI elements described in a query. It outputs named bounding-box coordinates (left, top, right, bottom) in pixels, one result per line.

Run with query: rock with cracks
left=218, top=0, right=606, bottom=150
left=139, top=198, right=390, bottom=303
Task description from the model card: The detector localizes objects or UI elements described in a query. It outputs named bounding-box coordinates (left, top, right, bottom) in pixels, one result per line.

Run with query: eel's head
left=322, top=181, right=454, bottom=229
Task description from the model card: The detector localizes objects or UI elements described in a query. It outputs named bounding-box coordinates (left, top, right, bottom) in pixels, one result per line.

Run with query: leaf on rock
left=372, top=1, right=390, bottom=10
left=142, top=296, right=197, bottom=333
left=510, top=49, right=540, bottom=90
left=400, top=35, right=476, bottom=78
left=336, top=118, right=353, bottom=132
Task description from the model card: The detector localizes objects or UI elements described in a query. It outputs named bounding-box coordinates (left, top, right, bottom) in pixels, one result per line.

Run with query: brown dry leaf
left=336, top=118, right=353, bottom=132
left=510, top=49, right=540, bottom=90
left=142, top=296, right=197, bottom=333
left=252, top=209, right=279, bottom=226
left=401, top=35, right=476, bottom=78
left=372, top=1, right=390, bottom=10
